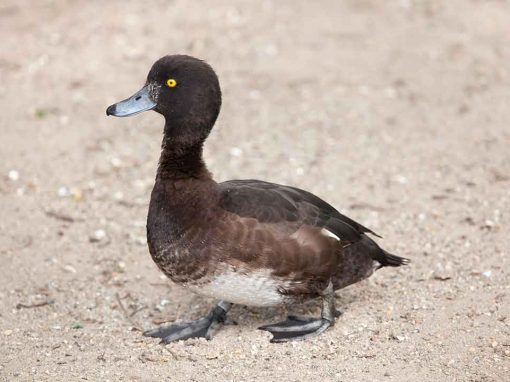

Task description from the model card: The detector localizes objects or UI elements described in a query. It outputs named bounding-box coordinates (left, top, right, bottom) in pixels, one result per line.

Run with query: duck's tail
left=348, top=234, right=410, bottom=269
left=374, top=248, right=410, bottom=269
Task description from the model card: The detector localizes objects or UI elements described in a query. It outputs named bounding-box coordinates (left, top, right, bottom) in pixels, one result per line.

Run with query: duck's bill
left=106, top=85, right=156, bottom=117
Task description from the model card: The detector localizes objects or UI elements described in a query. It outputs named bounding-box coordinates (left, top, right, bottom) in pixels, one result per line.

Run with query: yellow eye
left=166, top=79, right=177, bottom=88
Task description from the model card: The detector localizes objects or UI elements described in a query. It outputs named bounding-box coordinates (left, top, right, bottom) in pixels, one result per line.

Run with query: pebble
left=57, top=186, right=70, bottom=197
left=71, top=188, right=83, bottom=201
left=113, top=191, right=124, bottom=200
left=3, top=329, right=13, bottom=336
left=90, top=229, right=107, bottom=242
left=482, top=270, right=492, bottom=278
left=248, top=90, right=260, bottom=99
left=7, top=170, right=19, bottom=181
left=484, top=219, right=495, bottom=228
left=229, top=147, right=243, bottom=157
left=110, top=157, right=122, bottom=168
left=136, top=236, right=147, bottom=245
left=394, top=175, right=408, bottom=184
left=64, top=265, right=77, bottom=274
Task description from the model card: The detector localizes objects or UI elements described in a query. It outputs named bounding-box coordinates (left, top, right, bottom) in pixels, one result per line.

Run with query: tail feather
left=375, top=249, right=410, bottom=268
left=352, top=234, right=410, bottom=268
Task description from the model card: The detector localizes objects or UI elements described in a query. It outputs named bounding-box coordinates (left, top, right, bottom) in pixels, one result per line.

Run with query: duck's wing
left=218, top=179, right=379, bottom=244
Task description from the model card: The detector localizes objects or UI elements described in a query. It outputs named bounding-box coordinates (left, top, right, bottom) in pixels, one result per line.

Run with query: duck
left=106, top=55, right=409, bottom=343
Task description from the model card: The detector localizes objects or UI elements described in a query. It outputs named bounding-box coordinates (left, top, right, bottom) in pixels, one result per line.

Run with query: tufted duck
left=106, top=55, right=408, bottom=343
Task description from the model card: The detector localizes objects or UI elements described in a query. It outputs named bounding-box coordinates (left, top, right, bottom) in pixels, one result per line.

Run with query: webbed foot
left=258, top=315, right=332, bottom=343
left=143, top=301, right=232, bottom=344
left=259, top=280, right=337, bottom=343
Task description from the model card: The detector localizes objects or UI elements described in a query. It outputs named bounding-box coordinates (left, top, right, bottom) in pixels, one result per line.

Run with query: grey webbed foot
left=258, top=316, right=332, bottom=343
left=143, top=301, right=232, bottom=344
left=259, top=280, right=337, bottom=343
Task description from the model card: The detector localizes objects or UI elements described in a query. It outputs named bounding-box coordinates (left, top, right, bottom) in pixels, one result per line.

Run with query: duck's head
left=107, top=55, right=221, bottom=142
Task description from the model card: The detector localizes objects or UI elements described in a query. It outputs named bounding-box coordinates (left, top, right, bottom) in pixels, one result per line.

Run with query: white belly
left=187, top=268, right=288, bottom=307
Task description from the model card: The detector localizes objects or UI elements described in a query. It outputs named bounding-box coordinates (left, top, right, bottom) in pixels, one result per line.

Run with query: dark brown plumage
left=107, top=55, right=409, bottom=343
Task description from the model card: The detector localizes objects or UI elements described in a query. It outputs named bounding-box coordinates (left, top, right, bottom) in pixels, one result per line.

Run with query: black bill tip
left=106, top=104, right=116, bottom=116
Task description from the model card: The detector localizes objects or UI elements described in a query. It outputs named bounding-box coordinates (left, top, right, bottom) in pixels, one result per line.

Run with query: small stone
left=63, top=265, right=77, bottom=274
left=57, top=186, right=70, bottom=197
left=70, top=187, right=83, bottom=201
left=491, top=341, right=498, bottom=348
left=468, top=347, right=476, bottom=353
left=394, top=175, right=408, bottom=184
left=7, top=170, right=19, bottom=181
left=390, top=333, right=405, bottom=342
left=248, top=90, right=260, bottom=99
left=229, top=147, right=243, bottom=157
left=113, top=191, right=124, bottom=200
left=482, top=270, right=492, bottom=278
left=160, top=299, right=171, bottom=306
left=134, top=236, right=147, bottom=246
left=90, top=229, right=106, bottom=242
left=3, top=329, right=13, bottom=336
left=433, top=274, right=451, bottom=281
left=110, top=157, right=122, bottom=168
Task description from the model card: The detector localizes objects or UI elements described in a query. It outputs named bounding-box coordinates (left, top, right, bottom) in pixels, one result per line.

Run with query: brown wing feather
left=219, top=179, right=379, bottom=243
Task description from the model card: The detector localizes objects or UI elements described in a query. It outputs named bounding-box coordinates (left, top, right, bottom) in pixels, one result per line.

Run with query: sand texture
left=1, top=1, right=509, bottom=381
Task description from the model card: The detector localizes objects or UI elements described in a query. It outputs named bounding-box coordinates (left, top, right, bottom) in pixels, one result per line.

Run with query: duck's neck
left=156, top=120, right=211, bottom=181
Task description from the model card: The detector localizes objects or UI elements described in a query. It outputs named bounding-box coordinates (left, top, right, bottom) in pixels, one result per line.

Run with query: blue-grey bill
left=106, top=85, right=157, bottom=117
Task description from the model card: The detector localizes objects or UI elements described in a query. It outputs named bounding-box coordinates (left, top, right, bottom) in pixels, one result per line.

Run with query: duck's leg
left=259, top=281, right=336, bottom=343
left=143, top=300, right=232, bottom=344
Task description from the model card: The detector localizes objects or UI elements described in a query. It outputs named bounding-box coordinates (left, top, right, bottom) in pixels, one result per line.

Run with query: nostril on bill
left=135, top=96, right=142, bottom=101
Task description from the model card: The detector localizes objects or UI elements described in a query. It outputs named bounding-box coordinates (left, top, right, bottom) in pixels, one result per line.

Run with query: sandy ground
left=1, top=0, right=509, bottom=381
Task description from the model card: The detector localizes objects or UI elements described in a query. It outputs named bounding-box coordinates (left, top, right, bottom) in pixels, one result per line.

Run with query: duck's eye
left=166, top=79, right=177, bottom=88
